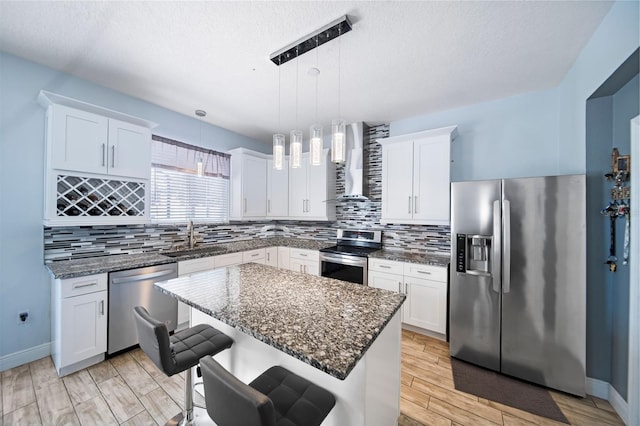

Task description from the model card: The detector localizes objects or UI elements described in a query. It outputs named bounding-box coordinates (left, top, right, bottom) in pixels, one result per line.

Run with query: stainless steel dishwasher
left=108, top=263, right=178, bottom=354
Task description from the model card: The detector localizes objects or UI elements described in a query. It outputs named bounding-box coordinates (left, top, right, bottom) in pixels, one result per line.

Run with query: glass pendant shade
left=272, top=134, right=285, bottom=170
left=331, top=119, right=346, bottom=164
left=196, top=158, right=204, bottom=176
left=309, top=124, right=323, bottom=166
left=290, top=130, right=303, bottom=169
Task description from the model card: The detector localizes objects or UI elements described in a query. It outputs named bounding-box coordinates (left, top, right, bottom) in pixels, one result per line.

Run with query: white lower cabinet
left=369, top=259, right=448, bottom=336
left=242, top=249, right=266, bottom=264
left=289, top=248, right=319, bottom=276
left=214, top=252, right=243, bottom=268
left=52, top=273, right=108, bottom=376
left=403, top=276, right=447, bottom=333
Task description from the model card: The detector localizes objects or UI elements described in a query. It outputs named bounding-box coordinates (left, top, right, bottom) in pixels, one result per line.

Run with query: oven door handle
left=319, top=253, right=367, bottom=267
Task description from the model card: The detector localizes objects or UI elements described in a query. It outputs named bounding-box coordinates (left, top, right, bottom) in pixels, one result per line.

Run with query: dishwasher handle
left=110, top=269, right=176, bottom=285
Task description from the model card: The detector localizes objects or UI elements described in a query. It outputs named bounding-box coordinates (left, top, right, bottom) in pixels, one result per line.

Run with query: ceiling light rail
left=269, top=15, right=352, bottom=66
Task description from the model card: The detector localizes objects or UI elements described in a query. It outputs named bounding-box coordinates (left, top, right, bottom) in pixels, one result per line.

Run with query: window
left=150, top=135, right=231, bottom=223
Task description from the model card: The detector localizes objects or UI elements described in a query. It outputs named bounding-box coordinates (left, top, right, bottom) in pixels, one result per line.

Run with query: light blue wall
left=610, top=74, right=639, bottom=400
left=0, top=51, right=268, bottom=359
left=391, top=88, right=560, bottom=181
left=585, top=95, right=615, bottom=385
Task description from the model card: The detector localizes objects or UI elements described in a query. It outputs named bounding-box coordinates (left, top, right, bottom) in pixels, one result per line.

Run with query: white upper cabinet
left=380, top=126, right=457, bottom=225
left=288, top=150, right=336, bottom=221
left=229, top=149, right=268, bottom=220
left=38, top=91, right=156, bottom=226
left=267, top=158, right=289, bottom=218
left=46, top=99, right=152, bottom=180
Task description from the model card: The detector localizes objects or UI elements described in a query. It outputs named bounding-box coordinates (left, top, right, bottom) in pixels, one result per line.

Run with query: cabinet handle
left=304, top=265, right=307, bottom=273
left=99, top=300, right=104, bottom=315
left=405, top=283, right=408, bottom=294
left=268, top=199, right=271, bottom=213
left=414, top=196, right=418, bottom=213
left=267, top=252, right=270, bottom=261
left=398, top=282, right=402, bottom=293
left=244, top=198, right=247, bottom=213
left=417, top=270, right=431, bottom=275
left=408, top=196, right=412, bottom=214
left=379, top=265, right=391, bottom=269
left=299, top=253, right=307, bottom=257
left=111, top=145, right=115, bottom=168
left=74, top=282, right=97, bottom=290
left=251, top=253, right=259, bottom=257
left=101, top=144, right=106, bottom=166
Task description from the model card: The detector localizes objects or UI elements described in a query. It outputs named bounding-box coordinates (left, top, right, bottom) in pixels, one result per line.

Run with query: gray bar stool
left=200, top=355, right=335, bottom=426
left=133, top=306, right=233, bottom=426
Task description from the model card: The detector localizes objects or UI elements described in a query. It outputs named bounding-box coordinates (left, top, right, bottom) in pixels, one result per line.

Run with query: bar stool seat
left=200, top=356, right=335, bottom=426
left=133, top=306, right=233, bottom=425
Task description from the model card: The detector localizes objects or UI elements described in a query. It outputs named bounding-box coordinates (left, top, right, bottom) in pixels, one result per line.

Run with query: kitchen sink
left=163, top=247, right=226, bottom=258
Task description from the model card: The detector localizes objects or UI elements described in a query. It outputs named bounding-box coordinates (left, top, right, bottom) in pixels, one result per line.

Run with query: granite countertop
left=154, top=263, right=405, bottom=380
left=45, top=253, right=174, bottom=279
left=46, top=237, right=334, bottom=279
left=369, top=249, right=450, bottom=267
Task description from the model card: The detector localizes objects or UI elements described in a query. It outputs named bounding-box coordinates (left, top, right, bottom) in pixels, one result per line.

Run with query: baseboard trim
left=586, top=377, right=610, bottom=399
left=610, top=385, right=629, bottom=425
left=0, top=342, right=51, bottom=372
left=586, top=377, right=629, bottom=425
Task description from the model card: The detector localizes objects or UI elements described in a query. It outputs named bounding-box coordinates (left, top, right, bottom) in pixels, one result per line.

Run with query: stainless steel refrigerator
left=450, top=175, right=586, bottom=396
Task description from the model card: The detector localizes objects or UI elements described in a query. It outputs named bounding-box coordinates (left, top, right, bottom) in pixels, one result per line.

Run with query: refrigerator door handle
left=492, top=200, right=502, bottom=293
left=502, top=199, right=511, bottom=294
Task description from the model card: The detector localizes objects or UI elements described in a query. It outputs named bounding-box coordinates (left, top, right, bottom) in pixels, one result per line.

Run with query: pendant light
left=331, top=27, right=346, bottom=164
left=290, top=47, right=303, bottom=169
left=309, top=36, right=323, bottom=166
left=272, top=57, right=285, bottom=170
left=195, top=110, right=206, bottom=176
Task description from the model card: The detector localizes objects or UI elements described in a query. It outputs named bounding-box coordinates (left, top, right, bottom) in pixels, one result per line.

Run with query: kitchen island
left=155, top=262, right=405, bottom=426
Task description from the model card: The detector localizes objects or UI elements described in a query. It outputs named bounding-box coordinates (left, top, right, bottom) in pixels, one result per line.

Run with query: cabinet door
left=52, top=105, right=108, bottom=174
left=60, top=290, right=107, bottom=366
left=306, top=155, right=328, bottom=218
left=277, top=247, right=290, bottom=270
left=413, top=137, right=450, bottom=224
left=289, top=259, right=306, bottom=274
left=265, top=247, right=278, bottom=268
left=381, top=141, right=414, bottom=222
left=242, top=156, right=267, bottom=217
left=369, top=271, right=403, bottom=293
left=107, top=119, right=151, bottom=179
left=267, top=159, right=289, bottom=217
left=288, top=161, right=307, bottom=217
left=403, top=277, right=447, bottom=334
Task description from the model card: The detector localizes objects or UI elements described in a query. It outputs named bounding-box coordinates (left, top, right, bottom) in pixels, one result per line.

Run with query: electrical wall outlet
left=18, top=310, right=30, bottom=324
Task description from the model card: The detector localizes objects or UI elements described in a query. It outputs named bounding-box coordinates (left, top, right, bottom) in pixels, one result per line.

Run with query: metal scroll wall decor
left=601, top=148, right=632, bottom=272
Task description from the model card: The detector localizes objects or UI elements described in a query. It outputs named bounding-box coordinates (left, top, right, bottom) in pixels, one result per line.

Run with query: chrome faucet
left=186, top=220, right=196, bottom=249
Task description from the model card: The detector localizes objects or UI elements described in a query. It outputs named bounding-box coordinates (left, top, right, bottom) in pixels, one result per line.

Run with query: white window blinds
left=150, top=135, right=231, bottom=223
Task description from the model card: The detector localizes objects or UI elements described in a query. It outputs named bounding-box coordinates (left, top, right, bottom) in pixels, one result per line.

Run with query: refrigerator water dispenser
left=456, top=233, right=492, bottom=275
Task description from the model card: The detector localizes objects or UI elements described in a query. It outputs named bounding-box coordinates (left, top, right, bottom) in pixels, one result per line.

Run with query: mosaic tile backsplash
left=44, top=123, right=450, bottom=262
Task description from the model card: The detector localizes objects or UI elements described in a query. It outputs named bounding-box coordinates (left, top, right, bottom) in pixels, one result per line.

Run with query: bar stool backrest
left=133, top=306, right=176, bottom=375
left=200, top=356, right=277, bottom=426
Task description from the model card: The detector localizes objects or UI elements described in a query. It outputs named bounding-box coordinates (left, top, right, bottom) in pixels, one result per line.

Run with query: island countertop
left=154, top=263, right=405, bottom=380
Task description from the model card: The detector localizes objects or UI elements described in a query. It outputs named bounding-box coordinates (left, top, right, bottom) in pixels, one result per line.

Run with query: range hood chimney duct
left=341, top=122, right=369, bottom=200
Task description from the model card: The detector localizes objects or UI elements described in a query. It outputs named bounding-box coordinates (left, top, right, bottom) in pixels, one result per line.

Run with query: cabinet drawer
left=369, top=258, right=404, bottom=275
left=61, top=273, right=108, bottom=298
left=214, top=252, right=243, bottom=268
left=243, top=249, right=266, bottom=263
left=289, top=248, right=318, bottom=261
left=178, top=257, right=215, bottom=276
left=403, top=263, right=447, bottom=282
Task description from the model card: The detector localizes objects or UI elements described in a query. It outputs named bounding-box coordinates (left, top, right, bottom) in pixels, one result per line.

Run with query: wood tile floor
left=399, top=329, right=625, bottom=426
left=0, top=331, right=626, bottom=425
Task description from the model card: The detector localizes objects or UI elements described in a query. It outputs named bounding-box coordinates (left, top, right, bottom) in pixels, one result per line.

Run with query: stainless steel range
left=319, top=229, right=382, bottom=285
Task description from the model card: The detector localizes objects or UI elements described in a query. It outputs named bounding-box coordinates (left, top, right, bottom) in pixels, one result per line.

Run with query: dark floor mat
left=451, top=358, right=569, bottom=424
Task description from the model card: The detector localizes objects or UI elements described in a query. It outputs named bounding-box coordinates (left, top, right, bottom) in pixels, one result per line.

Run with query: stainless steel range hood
left=340, top=122, right=368, bottom=200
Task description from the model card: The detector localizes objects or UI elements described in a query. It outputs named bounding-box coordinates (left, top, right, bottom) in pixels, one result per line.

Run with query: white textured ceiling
left=0, top=1, right=613, bottom=143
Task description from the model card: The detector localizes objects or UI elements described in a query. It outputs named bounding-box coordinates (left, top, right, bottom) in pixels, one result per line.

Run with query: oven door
left=319, top=253, right=368, bottom=285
